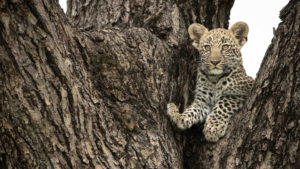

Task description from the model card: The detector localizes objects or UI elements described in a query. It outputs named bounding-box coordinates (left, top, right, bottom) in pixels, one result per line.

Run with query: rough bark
left=0, top=0, right=234, bottom=168
left=1, top=0, right=299, bottom=169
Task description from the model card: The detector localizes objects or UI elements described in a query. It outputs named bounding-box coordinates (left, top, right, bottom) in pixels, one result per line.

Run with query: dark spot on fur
left=229, top=101, right=235, bottom=104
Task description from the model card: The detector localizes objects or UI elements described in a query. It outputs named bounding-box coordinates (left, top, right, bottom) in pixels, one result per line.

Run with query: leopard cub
left=167, top=22, right=254, bottom=142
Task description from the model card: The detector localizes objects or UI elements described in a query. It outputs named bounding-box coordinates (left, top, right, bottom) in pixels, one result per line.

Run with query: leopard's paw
left=203, top=120, right=227, bottom=142
left=167, top=103, right=191, bottom=130
left=167, top=103, right=179, bottom=117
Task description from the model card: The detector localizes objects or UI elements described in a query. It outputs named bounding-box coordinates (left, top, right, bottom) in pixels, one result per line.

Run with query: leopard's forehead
left=201, top=29, right=235, bottom=47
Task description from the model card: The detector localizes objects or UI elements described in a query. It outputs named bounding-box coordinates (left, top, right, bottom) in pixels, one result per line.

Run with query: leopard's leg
left=167, top=94, right=211, bottom=130
left=203, top=95, right=244, bottom=142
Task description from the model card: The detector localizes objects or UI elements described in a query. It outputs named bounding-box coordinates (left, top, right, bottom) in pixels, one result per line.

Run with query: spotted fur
left=167, top=22, right=254, bottom=142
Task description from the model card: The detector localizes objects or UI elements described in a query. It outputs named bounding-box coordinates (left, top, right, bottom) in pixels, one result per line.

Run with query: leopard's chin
left=209, top=68, right=223, bottom=75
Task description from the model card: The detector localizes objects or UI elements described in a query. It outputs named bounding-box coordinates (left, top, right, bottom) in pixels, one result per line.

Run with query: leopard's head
left=188, top=22, right=249, bottom=76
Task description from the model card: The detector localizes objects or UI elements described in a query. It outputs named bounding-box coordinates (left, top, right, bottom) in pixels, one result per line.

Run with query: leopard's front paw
left=203, top=121, right=227, bottom=142
left=167, top=103, right=190, bottom=130
left=167, top=103, right=179, bottom=117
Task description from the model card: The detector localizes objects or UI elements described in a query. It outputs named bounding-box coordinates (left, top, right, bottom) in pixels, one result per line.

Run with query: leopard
left=167, top=22, right=254, bottom=142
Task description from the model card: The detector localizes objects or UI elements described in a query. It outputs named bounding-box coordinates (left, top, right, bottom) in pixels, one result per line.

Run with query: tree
left=0, top=0, right=299, bottom=169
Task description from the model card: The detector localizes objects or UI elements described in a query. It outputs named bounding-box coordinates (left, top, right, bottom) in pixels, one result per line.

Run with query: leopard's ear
left=188, top=23, right=208, bottom=48
left=229, top=22, right=249, bottom=47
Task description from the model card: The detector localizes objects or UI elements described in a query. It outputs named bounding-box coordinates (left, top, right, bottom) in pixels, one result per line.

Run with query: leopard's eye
left=222, top=45, right=230, bottom=50
left=203, top=45, right=211, bottom=51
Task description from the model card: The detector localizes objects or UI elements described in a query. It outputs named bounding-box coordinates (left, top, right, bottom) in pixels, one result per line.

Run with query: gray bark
left=1, top=0, right=299, bottom=169
left=0, top=0, right=233, bottom=168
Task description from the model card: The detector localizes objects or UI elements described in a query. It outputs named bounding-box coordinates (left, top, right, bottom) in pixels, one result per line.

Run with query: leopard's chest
left=196, top=81, right=221, bottom=105
left=197, top=76, right=234, bottom=104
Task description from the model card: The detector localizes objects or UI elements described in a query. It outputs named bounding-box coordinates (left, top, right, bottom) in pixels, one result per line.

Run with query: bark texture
left=0, top=0, right=234, bottom=168
left=1, top=0, right=299, bottom=169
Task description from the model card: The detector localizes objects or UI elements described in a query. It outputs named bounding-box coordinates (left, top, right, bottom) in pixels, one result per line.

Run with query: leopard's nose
left=211, top=60, right=221, bottom=66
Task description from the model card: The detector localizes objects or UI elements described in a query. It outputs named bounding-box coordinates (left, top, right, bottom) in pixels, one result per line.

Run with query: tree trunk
left=0, top=0, right=233, bottom=168
left=0, top=0, right=298, bottom=169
